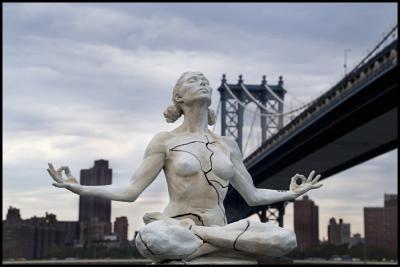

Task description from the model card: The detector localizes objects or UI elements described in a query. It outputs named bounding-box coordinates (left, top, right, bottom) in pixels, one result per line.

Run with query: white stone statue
left=47, top=71, right=323, bottom=263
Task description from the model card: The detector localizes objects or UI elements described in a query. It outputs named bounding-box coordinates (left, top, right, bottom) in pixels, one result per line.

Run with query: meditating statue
left=47, top=71, right=323, bottom=263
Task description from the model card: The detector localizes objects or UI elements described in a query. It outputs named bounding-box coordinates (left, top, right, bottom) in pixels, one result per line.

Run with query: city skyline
left=4, top=194, right=395, bottom=260
left=5, top=190, right=396, bottom=241
left=3, top=3, right=398, bottom=240
left=2, top=205, right=130, bottom=260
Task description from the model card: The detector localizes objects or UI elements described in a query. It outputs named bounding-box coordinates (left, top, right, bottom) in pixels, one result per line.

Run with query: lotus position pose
left=47, top=71, right=323, bottom=263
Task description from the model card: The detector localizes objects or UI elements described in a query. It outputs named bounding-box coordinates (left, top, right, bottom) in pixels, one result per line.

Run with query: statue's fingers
left=47, top=169, right=63, bottom=183
left=48, top=163, right=56, bottom=173
left=56, top=167, right=64, bottom=176
left=64, top=166, right=72, bottom=177
left=307, top=170, right=315, bottom=183
left=291, top=174, right=301, bottom=183
left=312, top=174, right=322, bottom=185
left=59, top=166, right=69, bottom=172
left=57, top=167, right=70, bottom=182
left=311, top=183, right=323, bottom=189
left=299, top=175, right=307, bottom=184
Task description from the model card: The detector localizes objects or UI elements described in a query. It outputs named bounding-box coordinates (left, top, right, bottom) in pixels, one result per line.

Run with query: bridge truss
left=218, top=74, right=286, bottom=153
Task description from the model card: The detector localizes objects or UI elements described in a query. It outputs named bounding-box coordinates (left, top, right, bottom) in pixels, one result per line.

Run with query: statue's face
left=175, top=72, right=212, bottom=106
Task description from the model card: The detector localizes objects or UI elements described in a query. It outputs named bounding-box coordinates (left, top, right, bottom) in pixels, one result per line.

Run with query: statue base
left=156, top=251, right=293, bottom=265
left=160, top=256, right=257, bottom=265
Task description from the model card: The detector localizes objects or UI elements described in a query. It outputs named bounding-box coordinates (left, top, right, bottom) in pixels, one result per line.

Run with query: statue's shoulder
left=217, top=135, right=241, bottom=154
left=151, top=131, right=175, bottom=143
left=217, top=134, right=235, bottom=145
left=211, top=133, right=238, bottom=151
left=145, top=132, right=175, bottom=155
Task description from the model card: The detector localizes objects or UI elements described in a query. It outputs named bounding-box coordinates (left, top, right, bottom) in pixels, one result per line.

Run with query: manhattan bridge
left=214, top=24, right=398, bottom=225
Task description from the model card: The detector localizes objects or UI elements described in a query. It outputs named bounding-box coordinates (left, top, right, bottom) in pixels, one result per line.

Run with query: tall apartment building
left=364, top=194, right=397, bottom=254
left=79, top=159, right=112, bottom=244
left=294, top=195, right=319, bottom=252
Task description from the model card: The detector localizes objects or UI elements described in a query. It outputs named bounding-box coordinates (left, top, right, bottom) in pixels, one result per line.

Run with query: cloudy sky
left=3, top=3, right=397, bottom=241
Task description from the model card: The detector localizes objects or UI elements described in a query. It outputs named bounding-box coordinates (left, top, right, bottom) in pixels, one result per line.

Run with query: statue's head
left=163, top=71, right=216, bottom=125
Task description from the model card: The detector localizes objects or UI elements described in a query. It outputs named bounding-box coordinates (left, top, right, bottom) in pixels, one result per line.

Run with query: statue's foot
left=177, top=218, right=196, bottom=230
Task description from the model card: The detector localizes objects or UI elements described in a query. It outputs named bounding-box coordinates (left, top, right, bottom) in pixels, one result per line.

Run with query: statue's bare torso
left=162, top=131, right=234, bottom=226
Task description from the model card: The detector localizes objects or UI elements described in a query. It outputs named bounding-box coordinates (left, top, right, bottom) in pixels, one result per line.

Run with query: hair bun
left=163, top=105, right=182, bottom=123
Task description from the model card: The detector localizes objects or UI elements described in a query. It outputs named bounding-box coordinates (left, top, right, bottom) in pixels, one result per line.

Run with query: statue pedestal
left=159, top=255, right=294, bottom=265
left=162, top=256, right=257, bottom=265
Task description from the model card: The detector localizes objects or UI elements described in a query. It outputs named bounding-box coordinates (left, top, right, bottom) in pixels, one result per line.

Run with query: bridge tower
left=256, top=202, right=286, bottom=227
left=217, top=74, right=286, bottom=152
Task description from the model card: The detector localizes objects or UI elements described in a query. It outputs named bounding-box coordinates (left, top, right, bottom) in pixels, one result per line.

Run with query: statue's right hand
left=47, top=163, right=82, bottom=195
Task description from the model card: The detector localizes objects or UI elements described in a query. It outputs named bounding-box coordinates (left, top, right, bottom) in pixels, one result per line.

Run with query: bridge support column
left=260, top=78, right=268, bottom=143
left=256, top=202, right=285, bottom=227
left=220, top=89, right=226, bottom=136
left=277, top=76, right=285, bottom=129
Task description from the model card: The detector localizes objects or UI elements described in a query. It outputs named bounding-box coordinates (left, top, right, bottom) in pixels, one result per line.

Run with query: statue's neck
left=181, top=102, right=209, bottom=134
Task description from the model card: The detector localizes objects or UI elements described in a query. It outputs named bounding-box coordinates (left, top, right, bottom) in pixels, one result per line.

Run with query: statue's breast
left=171, top=150, right=203, bottom=177
left=208, top=145, right=235, bottom=180
left=167, top=137, right=234, bottom=181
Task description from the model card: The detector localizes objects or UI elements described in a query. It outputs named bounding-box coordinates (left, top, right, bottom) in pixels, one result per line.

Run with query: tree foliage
left=46, top=245, right=144, bottom=259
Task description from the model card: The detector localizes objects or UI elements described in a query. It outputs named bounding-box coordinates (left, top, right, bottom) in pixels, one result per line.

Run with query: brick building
left=114, top=216, right=128, bottom=242
left=364, top=194, right=397, bottom=254
left=294, top=195, right=319, bottom=252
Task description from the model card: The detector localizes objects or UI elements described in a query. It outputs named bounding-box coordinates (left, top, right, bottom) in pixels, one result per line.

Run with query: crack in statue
left=47, top=71, right=323, bottom=263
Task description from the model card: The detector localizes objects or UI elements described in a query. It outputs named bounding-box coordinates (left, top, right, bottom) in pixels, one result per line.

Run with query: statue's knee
left=282, top=229, right=297, bottom=251
left=135, top=220, right=202, bottom=263
left=274, top=228, right=297, bottom=255
left=256, top=228, right=296, bottom=257
left=135, top=223, right=169, bottom=260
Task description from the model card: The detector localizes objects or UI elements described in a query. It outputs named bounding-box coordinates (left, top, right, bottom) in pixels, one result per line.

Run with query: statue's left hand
left=47, top=163, right=82, bottom=194
left=289, top=170, right=322, bottom=196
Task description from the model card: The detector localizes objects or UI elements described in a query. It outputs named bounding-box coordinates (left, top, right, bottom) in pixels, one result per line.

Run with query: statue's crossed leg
left=135, top=212, right=297, bottom=263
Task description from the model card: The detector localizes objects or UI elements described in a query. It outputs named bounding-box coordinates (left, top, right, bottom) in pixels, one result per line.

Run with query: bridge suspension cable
left=353, top=24, right=397, bottom=72
left=241, top=82, right=311, bottom=122
left=244, top=109, right=258, bottom=155
left=240, top=83, right=282, bottom=112
left=224, top=83, right=315, bottom=117
left=263, top=84, right=285, bottom=104
left=212, top=99, right=221, bottom=132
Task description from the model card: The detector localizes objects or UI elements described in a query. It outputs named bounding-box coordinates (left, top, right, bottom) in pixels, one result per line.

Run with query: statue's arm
left=225, top=136, right=322, bottom=206
left=48, top=132, right=169, bottom=202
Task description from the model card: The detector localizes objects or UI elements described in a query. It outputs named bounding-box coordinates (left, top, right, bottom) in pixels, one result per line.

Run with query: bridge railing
left=244, top=39, right=397, bottom=165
